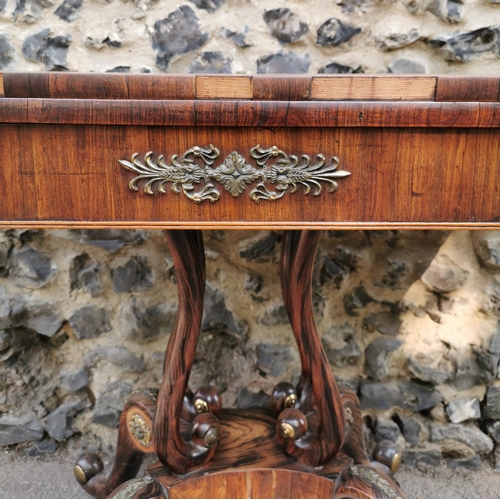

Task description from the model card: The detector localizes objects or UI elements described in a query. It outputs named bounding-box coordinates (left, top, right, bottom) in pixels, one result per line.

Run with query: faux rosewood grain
left=2, top=99, right=500, bottom=127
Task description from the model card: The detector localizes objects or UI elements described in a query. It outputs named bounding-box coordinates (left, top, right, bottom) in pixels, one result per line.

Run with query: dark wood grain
left=75, top=390, right=156, bottom=499
left=128, top=74, right=195, bottom=100
left=1, top=125, right=499, bottom=229
left=0, top=99, right=27, bottom=122
left=2, top=99, right=499, bottom=127
left=436, top=75, right=500, bottom=102
left=153, top=230, right=220, bottom=475
left=3, top=72, right=31, bottom=97
left=339, top=387, right=371, bottom=466
left=253, top=75, right=311, bottom=100
left=277, top=231, right=345, bottom=466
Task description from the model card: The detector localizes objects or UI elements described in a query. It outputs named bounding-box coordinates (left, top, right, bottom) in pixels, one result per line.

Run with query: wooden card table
left=1, top=72, right=500, bottom=499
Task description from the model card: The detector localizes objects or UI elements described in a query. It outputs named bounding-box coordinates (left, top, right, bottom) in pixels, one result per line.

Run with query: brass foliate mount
left=119, top=145, right=351, bottom=204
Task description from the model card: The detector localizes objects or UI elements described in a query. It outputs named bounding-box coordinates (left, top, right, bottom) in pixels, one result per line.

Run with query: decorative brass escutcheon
left=119, top=145, right=350, bottom=204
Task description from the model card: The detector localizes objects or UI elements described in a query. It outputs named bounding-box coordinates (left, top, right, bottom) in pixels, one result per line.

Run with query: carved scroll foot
left=75, top=389, right=156, bottom=499
left=334, top=465, right=404, bottom=499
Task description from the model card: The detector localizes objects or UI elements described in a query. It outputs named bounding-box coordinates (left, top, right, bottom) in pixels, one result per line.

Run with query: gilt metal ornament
left=119, top=145, right=350, bottom=204
left=128, top=413, right=152, bottom=448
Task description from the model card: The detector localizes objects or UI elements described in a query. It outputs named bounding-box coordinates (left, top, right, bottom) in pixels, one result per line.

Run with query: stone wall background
left=1, top=0, right=500, bottom=472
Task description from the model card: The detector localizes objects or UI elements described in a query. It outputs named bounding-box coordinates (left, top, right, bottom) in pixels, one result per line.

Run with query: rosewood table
left=1, top=72, right=499, bottom=499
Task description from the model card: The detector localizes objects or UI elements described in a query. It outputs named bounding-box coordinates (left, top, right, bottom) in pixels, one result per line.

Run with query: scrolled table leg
left=153, top=230, right=221, bottom=475
left=277, top=230, right=345, bottom=466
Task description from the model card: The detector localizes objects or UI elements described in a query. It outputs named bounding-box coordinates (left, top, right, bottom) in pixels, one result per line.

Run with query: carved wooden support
left=153, top=230, right=221, bottom=474
left=339, top=386, right=371, bottom=466
left=74, top=389, right=157, bottom=499
left=276, top=230, right=345, bottom=466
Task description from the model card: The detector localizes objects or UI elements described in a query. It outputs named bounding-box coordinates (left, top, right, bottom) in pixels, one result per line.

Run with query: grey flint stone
left=365, top=337, right=402, bottom=380
left=22, top=28, right=71, bottom=70
left=0, top=34, right=15, bottom=69
left=363, top=312, right=402, bottom=336
left=63, top=230, right=147, bottom=252
left=0, top=412, right=44, bottom=446
left=60, top=368, right=89, bottom=393
left=257, top=343, right=293, bottom=377
left=388, top=58, right=426, bottom=74
left=202, top=285, right=247, bottom=339
left=237, top=388, right=270, bottom=409
left=188, top=0, right=224, bottom=12
left=429, top=424, right=494, bottom=454
left=403, top=449, right=442, bottom=468
left=152, top=6, right=208, bottom=70
left=44, top=397, right=90, bottom=442
left=111, top=256, right=153, bottom=293
left=9, top=246, right=55, bottom=289
left=316, top=18, right=361, bottom=46
left=256, top=51, right=311, bottom=74
left=421, top=253, right=469, bottom=293
left=319, top=61, right=363, bottom=74
left=360, top=380, right=442, bottom=411
left=92, top=381, right=132, bottom=428
left=485, top=384, right=500, bottom=419
left=54, top=0, right=82, bottom=22
left=189, top=51, right=232, bottom=74
left=240, top=232, right=280, bottom=262
left=429, top=28, right=499, bottom=62
left=472, top=232, right=500, bottom=271
left=10, top=296, right=63, bottom=337
left=446, top=397, right=481, bottom=423
left=218, top=26, right=250, bottom=48
left=322, top=325, right=362, bottom=368
left=24, top=438, right=56, bottom=456
left=374, top=418, right=400, bottom=443
left=84, top=346, right=146, bottom=373
left=377, top=29, right=421, bottom=51
left=263, top=8, right=309, bottom=44
left=69, top=305, right=112, bottom=339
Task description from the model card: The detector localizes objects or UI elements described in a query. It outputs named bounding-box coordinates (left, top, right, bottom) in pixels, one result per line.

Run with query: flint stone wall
left=1, top=0, right=500, bottom=471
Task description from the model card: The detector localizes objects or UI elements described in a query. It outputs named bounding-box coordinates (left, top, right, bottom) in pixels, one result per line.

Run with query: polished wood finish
left=75, top=390, right=157, bottom=498
left=435, top=75, right=500, bottom=102
left=2, top=98, right=500, bottom=127
left=3, top=73, right=498, bottom=499
left=278, top=231, right=345, bottom=466
left=153, top=231, right=221, bottom=475
left=5, top=73, right=499, bottom=102
left=0, top=125, right=499, bottom=229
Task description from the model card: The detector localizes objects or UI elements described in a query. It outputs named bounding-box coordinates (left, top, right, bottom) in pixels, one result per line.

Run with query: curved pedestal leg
left=274, top=230, right=346, bottom=466
left=75, top=389, right=157, bottom=499
left=153, top=230, right=221, bottom=475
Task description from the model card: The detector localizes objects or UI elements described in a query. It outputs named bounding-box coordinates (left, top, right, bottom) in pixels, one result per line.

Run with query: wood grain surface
left=2, top=73, right=499, bottom=102
left=1, top=98, right=500, bottom=127
left=0, top=124, right=499, bottom=228
left=310, top=76, right=436, bottom=100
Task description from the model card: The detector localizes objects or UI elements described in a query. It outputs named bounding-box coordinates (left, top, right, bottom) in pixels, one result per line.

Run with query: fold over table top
left=0, top=73, right=499, bottom=230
